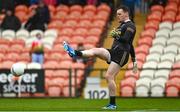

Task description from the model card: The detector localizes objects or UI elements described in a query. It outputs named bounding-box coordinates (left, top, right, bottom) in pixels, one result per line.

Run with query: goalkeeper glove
left=132, top=58, right=138, bottom=73
left=110, top=28, right=121, bottom=38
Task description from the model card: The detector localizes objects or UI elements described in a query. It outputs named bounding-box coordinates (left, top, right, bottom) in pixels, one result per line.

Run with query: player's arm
left=130, top=44, right=138, bottom=73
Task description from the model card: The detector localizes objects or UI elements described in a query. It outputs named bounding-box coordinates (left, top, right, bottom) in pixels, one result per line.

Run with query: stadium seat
left=140, top=70, right=155, bottom=80
left=88, top=28, right=102, bottom=37
left=136, top=53, right=146, bottom=63
left=158, top=61, right=173, bottom=70
left=120, top=78, right=136, bottom=97
left=44, top=29, right=58, bottom=38
left=77, top=20, right=91, bottom=29
left=135, top=78, right=151, bottom=97
left=6, top=52, right=20, bottom=61
left=16, top=29, right=30, bottom=40
left=140, top=29, right=156, bottom=39
left=59, top=28, right=74, bottom=37
left=135, top=44, right=150, bottom=55
left=149, top=44, right=164, bottom=54
left=85, top=35, right=99, bottom=44
left=53, top=70, right=69, bottom=79
left=70, top=5, right=83, bottom=13
left=73, top=28, right=88, bottom=37
left=173, top=22, right=180, bottom=30
left=144, top=21, right=159, bottom=31
left=147, top=12, right=162, bottom=22
left=164, top=45, right=178, bottom=54
left=160, top=53, right=175, bottom=63
left=56, top=5, right=69, bottom=13
left=2, top=30, right=16, bottom=40
left=167, top=37, right=180, bottom=46
left=48, top=86, right=62, bottom=97
left=138, top=37, right=152, bottom=46
left=124, top=70, right=139, bottom=80
left=169, top=70, right=180, bottom=79
left=162, top=13, right=176, bottom=22
left=0, top=61, right=14, bottom=69
left=143, top=61, right=158, bottom=69
left=150, top=5, right=164, bottom=13
left=43, top=61, right=59, bottom=69
left=146, top=53, right=160, bottom=62
left=62, top=86, right=75, bottom=97
left=97, top=4, right=111, bottom=13
left=45, top=70, right=54, bottom=78
left=48, top=20, right=63, bottom=30
left=58, top=61, right=73, bottom=69
left=159, top=22, right=173, bottom=31
left=83, top=5, right=96, bottom=13
left=150, top=78, right=166, bottom=97
left=166, top=80, right=180, bottom=97
left=154, top=70, right=170, bottom=80
left=152, top=37, right=167, bottom=46
left=169, top=29, right=180, bottom=38
left=71, top=36, right=85, bottom=43
left=155, top=29, right=170, bottom=39
left=172, top=62, right=180, bottom=69
left=175, top=54, right=180, bottom=62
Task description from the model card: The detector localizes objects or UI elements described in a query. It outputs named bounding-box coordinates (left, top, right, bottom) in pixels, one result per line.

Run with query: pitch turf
left=0, top=98, right=180, bottom=111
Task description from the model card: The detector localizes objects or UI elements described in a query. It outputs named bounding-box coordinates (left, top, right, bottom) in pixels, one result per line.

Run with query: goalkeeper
left=63, top=5, right=137, bottom=110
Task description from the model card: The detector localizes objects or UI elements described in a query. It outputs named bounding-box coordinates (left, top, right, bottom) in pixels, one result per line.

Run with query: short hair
left=116, top=5, right=130, bottom=13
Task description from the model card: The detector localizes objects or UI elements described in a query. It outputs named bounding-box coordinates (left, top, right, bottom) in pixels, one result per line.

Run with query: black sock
left=75, top=50, right=82, bottom=56
left=110, top=96, right=116, bottom=105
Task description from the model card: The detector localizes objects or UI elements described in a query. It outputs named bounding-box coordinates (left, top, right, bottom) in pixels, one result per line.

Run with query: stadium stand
left=120, top=0, right=180, bottom=97
left=0, top=3, right=110, bottom=97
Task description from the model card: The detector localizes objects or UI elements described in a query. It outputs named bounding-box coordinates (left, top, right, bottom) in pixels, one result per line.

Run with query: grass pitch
left=0, top=98, right=180, bottom=111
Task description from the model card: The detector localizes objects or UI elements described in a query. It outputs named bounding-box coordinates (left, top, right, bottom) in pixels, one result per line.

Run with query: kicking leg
left=81, top=48, right=111, bottom=62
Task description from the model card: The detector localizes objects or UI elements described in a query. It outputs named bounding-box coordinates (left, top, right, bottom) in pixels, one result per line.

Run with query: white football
left=11, top=62, right=26, bottom=76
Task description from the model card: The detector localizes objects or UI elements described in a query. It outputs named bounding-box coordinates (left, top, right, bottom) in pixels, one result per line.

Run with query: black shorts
left=107, top=48, right=129, bottom=67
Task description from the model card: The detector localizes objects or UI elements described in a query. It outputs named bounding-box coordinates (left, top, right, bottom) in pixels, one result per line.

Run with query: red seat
left=120, top=78, right=137, bottom=97
left=138, top=36, right=152, bottom=46
left=87, top=28, right=102, bottom=36
left=97, top=4, right=111, bottom=13
left=151, top=5, right=164, bottom=13
left=144, top=21, right=159, bottom=31
left=135, top=44, right=150, bottom=55
left=53, top=70, right=69, bottom=79
left=172, top=62, right=180, bottom=69
left=0, top=61, right=14, bottom=69
left=63, top=20, right=78, bottom=29
left=169, top=70, right=180, bottom=79
left=56, top=5, right=69, bottom=13
left=128, top=61, right=143, bottom=70
left=124, top=70, right=140, bottom=80
left=62, top=86, right=75, bottom=97
left=48, top=86, right=62, bottom=97
left=140, top=29, right=156, bottom=39
left=83, top=5, right=96, bottom=13
left=165, top=4, right=178, bottom=14
left=73, top=28, right=88, bottom=37
left=162, top=13, right=176, bottom=22
left=45, top=70, right=54, bottom=78
left=70, top=5, right=83, bottom=13
left=59, top=28, right=73, bottom=37
left=166, top=80, right=180, bottom=97
left=136, top=53, right=147, bottom=63
left=147, top=12, right=162, bottom=22
left=85, top=35, right=99, bottom=44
